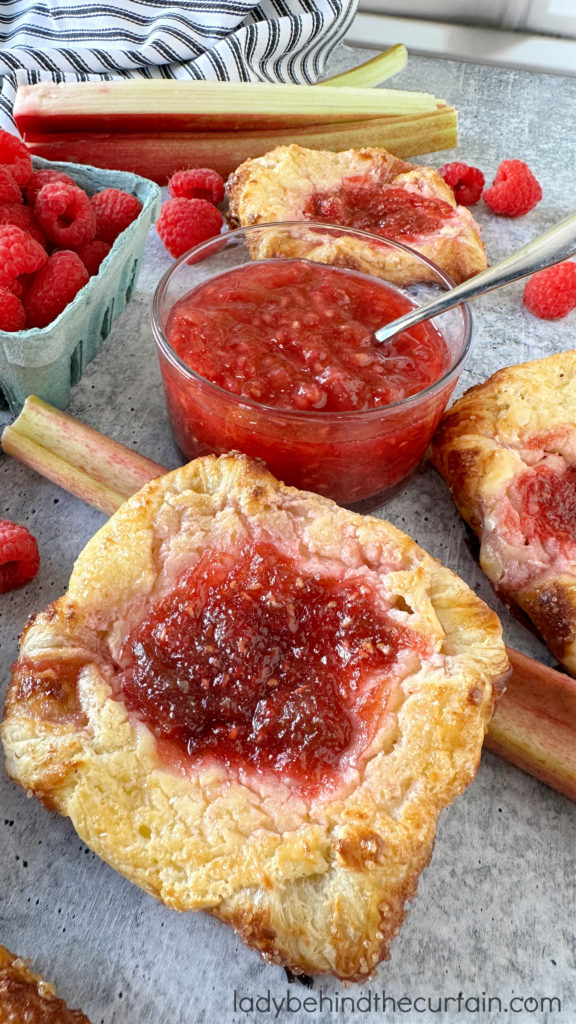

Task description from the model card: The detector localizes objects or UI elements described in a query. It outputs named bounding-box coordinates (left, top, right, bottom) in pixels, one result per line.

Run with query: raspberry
left=0, top=203, right=46, bottom=247
left=0, top=224, right=47, bottom=287
left=483, top=159, right=542, bottom=216
left=0, top=519, right=39, bottom=592
left=0, top=130, right=33, bottom=187
left=0, top=286, right=26, bottom=331
left=26, top=168, right=76, bottom=207
left=90, top=188, right=143, bottom=243
left=24, top=250, right=89, bottom=328
left=35, top=182, right=95, bottom=249
left=156, top=197, right=223, bottom=258
left=438, top=161, right=485, bottom=206
left=523, top=261, right=576, bottom=320
left=0, top=167, right=22, bottom=205
left=6, top=272, right=35, bottom=300
left=75, top=239, right=111, bottom=276
left=168, top=167, right=225, bottom=205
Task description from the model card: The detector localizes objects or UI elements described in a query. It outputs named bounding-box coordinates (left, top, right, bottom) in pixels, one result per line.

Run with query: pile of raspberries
left=0, top=130, right=142, bottom=332
left=155, top=167, right=225, bottom=259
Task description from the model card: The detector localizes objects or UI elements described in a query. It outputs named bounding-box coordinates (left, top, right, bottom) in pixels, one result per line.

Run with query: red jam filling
left=167, top=259, right=448, bottom=412
left=304, top=179, right=455, bottom=240
left=117, top=540, right=423, bottom=790
left=517, top=465, right=576, bottom=545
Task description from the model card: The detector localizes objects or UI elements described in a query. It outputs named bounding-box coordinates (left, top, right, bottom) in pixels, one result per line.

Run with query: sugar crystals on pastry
left=227, top=144, right=486, bottom=285
left=431, top=350, right=576, bottom=675
left=0, top=944, right=91, bottom=1023
left=2, top=454, right=508, bottom=980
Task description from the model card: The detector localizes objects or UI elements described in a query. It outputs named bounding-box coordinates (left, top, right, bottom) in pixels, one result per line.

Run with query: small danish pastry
left=2, top=454, right=508, bottom=980
left=227, top=144, right=486, bottom=284
left=431, top=350, right=576, bottom=675
left=0, top=944, right=91, bottom=1023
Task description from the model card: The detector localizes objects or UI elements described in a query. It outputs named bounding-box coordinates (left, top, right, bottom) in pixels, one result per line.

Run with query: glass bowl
left=152, top=222, right=472, bottom=510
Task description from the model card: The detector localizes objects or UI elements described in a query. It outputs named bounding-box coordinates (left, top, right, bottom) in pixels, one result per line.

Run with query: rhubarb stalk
left=23, top=108, right=458, bottom=184
left=14, top=79, right=439, bottom=134
left=4, top=397, right=573, bottom=802
left=486, top=647, right=576, bottom=802
left=320, top=45, right=409, bottom=88
left=1, top=395, right=165, bottom=517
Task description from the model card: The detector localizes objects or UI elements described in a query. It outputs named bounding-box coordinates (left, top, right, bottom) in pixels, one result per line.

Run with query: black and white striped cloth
left=0, top=0, right=359, bottom=134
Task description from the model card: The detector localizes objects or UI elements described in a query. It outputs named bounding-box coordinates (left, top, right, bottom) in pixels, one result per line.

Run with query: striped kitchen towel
left=0, top=0, right=359, bottom=133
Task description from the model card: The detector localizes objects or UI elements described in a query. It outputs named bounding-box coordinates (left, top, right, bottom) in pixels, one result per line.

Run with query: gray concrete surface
left=1, top=47, right=575, bottom=1024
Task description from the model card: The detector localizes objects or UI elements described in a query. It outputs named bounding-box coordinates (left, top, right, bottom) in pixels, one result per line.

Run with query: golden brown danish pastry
left=227, top=144, right=486, bottom=284
left=431, top=350, right=576, bottom=675
left=2, top=454, right=508, bottom=980
left=0, top=944, right=91, bottom=1023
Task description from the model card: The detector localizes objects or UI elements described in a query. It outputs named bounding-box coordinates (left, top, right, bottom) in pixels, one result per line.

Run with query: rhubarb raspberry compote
left=152, top=223, right=472, bottom=507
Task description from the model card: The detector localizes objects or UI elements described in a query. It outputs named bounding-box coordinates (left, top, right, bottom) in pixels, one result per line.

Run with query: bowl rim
left=151, top=220, right=473, bottom=421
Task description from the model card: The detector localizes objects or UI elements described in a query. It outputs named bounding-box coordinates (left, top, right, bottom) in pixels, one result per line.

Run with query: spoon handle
left=374, top=209, right=576, bottom=343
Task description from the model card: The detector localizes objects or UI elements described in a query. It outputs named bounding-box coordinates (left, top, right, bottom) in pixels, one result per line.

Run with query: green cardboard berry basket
left=0, top=157, right=161, bottom=415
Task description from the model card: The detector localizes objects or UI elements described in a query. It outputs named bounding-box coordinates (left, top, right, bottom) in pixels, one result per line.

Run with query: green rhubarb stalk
left=1, top=395, right=165, bottom=517
left=14, top=78, right=437, bottom=135
left=320, top=45, right=409, bottom=88
left=24, top=108, right=458, bottom=183
left=2, top=398, right=576, bottom=803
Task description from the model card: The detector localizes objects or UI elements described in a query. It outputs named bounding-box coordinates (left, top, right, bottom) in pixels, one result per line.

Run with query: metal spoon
left=374, top=209, right=576, bottom=343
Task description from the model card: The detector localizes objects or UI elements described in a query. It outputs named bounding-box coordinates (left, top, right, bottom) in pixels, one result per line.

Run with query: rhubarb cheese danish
left=227, top=144, right=486, bottom=284
left=431, top=351, right=576, bottom=675
left=2, top=454, right=508, bottom=980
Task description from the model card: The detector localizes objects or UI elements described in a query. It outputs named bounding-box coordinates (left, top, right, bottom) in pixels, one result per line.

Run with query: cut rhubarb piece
left=14, top=79, right=439, bottom=135
left=1, top=395, right=165, bottom=516
left=321, top=45, right=408, bottom=88
left=23, top=108, right=458, bottom=183
left=486, top=647, right=576, bottom=802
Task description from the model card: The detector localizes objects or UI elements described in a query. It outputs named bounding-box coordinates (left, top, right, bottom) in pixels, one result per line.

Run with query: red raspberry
left=483, top=159, right=542, bottom=216
left=35, top=181, right=95, bottom=249
left=24, top=250, right=89, bottom=328
left=0, top=203, right=47, bottom=247
left=523, top=261, right=576, bottom=320
left=90, top=188, right=143, bottom=243
left=168, top=167, right=225, bottom=205
left=0, top=519, right=39, bottom=592
left=0, top=286, right=26, bottom=331
left=438, top=161, right=485, bottom=206
left=75, top=239, right=111, bottom=275
left=0, top=224, right=47, bottom=287
left=0, top=167, right=22, bottom=205
left=26, top=168, right=76, bottom=207
left=6, top=272, right=35, bottom=300
left=0, top=130, right=33, bottom=187
left=156, top=197, right=223, bottom=258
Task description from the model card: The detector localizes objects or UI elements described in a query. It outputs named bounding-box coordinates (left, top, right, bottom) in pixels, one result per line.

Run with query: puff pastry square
left=0, top=944, right=91, bottom=1023
left=431, top=350, right=576, bottom=675
left=227, top=144, right=486, bottom=285
left=2, top=454, right=508, bottom=980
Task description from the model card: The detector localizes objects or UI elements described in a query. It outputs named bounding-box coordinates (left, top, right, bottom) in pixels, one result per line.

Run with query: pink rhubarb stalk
left=22, top=108, right=457, bottom=184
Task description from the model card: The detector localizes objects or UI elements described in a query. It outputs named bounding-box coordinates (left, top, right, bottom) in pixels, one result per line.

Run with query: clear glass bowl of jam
left=152, top=222, right=472, bottom=509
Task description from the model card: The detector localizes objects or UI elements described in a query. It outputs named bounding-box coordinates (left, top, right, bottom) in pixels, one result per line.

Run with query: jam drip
left=517, top=465, right=576, bottom=544
left=168, top=259, right=448, bottom=412
left=304, top=180, right=455, bottom=239
left=119, top=541, right=420, bottom=788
